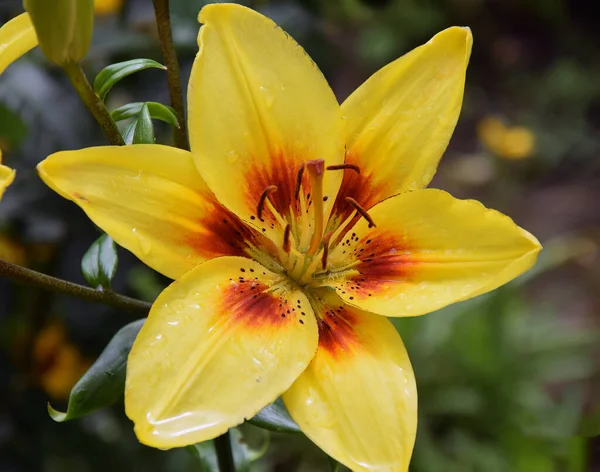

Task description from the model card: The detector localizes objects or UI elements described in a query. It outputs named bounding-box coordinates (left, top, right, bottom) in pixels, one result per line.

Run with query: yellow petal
left=37, top=145, right=274, bottom=280
left=126, top=256, right=318, bottom=448
left=0, top=164, right=16, bottom=200
left=188, top=4, right=344, bottom=243
left=284, top=290, right=416, bottom=471
left=329, top=27, right=472, bottom=229
left=324, top=189, right=541, bottom=317
left=0, top=13, right=38, bottom=75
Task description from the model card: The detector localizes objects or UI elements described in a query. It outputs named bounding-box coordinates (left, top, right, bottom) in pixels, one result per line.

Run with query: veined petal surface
left=126, top=257, right=318, bottom=448
left=323, top=189, right=541, bottom=317
left=0, top=13, right=37, bottom=75
left=37, top=145, right=271, bottom=280
left=329, top=27, right=472, bottom=229
left=284, top=290, right=416, bottom=472
left=188, top=4, right=344, bottom=243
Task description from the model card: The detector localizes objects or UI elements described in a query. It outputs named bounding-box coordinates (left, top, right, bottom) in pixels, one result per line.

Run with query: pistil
left=306, top=159, right=325, bottom=255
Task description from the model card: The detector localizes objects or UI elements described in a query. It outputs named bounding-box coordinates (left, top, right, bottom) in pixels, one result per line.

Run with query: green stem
left=63, top=62, right=125, bottom=146
left=0, top=260, right=150, bottom=315
left=214, top=431, right=236, bottom=472
left=152, top=0, right=189, bottom=150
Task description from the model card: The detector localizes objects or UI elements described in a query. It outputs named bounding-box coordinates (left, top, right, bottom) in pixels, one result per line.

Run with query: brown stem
left=63, top=62, right=125, bottom=146
left=152, top=0, right=189, bottom=150
left=0, top=260, right=150, bottom=315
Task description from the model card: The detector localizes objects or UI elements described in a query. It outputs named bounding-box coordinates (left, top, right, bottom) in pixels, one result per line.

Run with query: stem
left=152, top=0, right=188, bottom=150
left=214, top=431, right=236, bottom=472
left=63, top=62, right=125, bottom=146
left=0, top=260, right=150, bottom=315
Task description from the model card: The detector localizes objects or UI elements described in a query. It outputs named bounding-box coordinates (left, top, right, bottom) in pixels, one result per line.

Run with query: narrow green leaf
left=248, top=398, right=301, bottom=433
left=122, top=119, right=138, bottom=145
left=81, top=233, right=118, bottom=290
left=132, top=103, right=155, bottom=144
left=94, top=59, right=166, bottom=100
left=48, top=319, right=145, bottom=422
left=111, top=101, right=179, bottom=128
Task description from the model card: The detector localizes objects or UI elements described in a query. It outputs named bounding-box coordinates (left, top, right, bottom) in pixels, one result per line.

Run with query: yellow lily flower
left=0, top=150, right=16, bottom=200
left=0, top=12, right=37, bottom=76
left=37, top=4, right=541, bottom=470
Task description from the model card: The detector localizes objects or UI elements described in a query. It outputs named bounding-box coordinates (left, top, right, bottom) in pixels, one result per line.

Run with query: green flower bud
left=23, top=0, right=94, bottom=66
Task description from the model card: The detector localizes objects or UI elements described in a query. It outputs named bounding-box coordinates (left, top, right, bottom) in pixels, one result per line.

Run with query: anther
left=321, top=232, right=333, bottom=269
left=327, top=164, right=360, bottom=174
left=345, top=197, right=376, bottom=228
left=257, top=185, right=278, bottom=220
left=294, top=163, right=305, bottom=200
left=282, top=223, right=292, bottom=253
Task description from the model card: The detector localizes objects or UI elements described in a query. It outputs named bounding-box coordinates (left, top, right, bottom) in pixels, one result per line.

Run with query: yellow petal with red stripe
left=188, top=4, right=344, bottom=242
left=284, top=290, right=417, bottom=471
left=0, top=13, right=37, bottom=75
left=37, top=145, right=272, bottom=279
left=330, top=27, right=472, bottom=229
left=126, top=257, right=318, bottom=448
left=324, top=189, right=541, bottom=317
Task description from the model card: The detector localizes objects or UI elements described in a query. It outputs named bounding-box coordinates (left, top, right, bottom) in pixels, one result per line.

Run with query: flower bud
left=23, top=0, right=94, bottom=66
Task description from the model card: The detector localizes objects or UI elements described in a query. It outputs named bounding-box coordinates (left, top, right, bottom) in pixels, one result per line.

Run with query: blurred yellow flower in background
left=0, top=149, right=16, bottom=201
left=34, top=322, right=91, bottom=400
left=478, top=116, right=536, bottom=160
left=94, top=0, right=123, bottom=16
left=0, top=234, right=26, bottom=265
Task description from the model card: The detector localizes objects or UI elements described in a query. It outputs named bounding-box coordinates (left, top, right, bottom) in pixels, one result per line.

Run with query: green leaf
left=111, top=101, right=179, bottom=128
left=48, top=319, right=145, bottom=422
left=81, top=233, right=118, bottom=290
left=122, top=119, right=138, bottom=145
left=132, top=103, right=155, bottom=144
left=248, top=398, right=301, bottom=433
left=93, top=59, right=166, bottom=100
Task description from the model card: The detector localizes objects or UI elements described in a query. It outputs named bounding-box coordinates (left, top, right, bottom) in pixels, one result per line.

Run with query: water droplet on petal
left=259, top=85, right=275, bottom=107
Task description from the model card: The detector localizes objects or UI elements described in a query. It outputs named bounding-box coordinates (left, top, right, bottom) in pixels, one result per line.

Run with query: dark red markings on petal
left=328, top=153, right=387, bottom=233
left=244, top=150, right=310, bottom=221
left=221, top=278, right=301, bottom=330
left=317, top=305, right=359, bottom=358
left=340, top=231, right=416, bottom=299
left=184, top=194, right=276, bottom=259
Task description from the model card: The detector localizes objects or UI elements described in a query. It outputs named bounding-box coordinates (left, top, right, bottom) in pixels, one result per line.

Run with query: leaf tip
left=48, top=402, right=68, bottom=422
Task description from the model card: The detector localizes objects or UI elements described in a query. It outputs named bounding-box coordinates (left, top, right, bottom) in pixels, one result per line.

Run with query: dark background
left=0, top=0, right=599, bottom=470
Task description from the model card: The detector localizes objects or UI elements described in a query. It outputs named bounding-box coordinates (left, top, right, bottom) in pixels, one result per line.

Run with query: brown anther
left=282, top=223, right=292, bottom=253
left=327, top=164, right=360, bottom=174
left=345, top=197, right=376, bottom=228
left=294, top=163, right=305, bottom=200
left=321, top=232, right=333, bottom=269
left=257, top=185, right=278, bottom=220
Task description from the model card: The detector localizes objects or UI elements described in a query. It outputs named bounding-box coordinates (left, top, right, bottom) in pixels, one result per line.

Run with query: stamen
left=345, top=197, right=376, bottom=228
left=294, top=163, right=305, bottom=200
left=282, top=224, right=292, bottom=253
left=326, top=164, right=360, bottom=174
left=321, top=232, right=333, bottom=269
left=306, top=159, right=325, bottom=255
left=329, top=209, right=357, bottom=247
left=256, top=185, right=278, bottom=220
